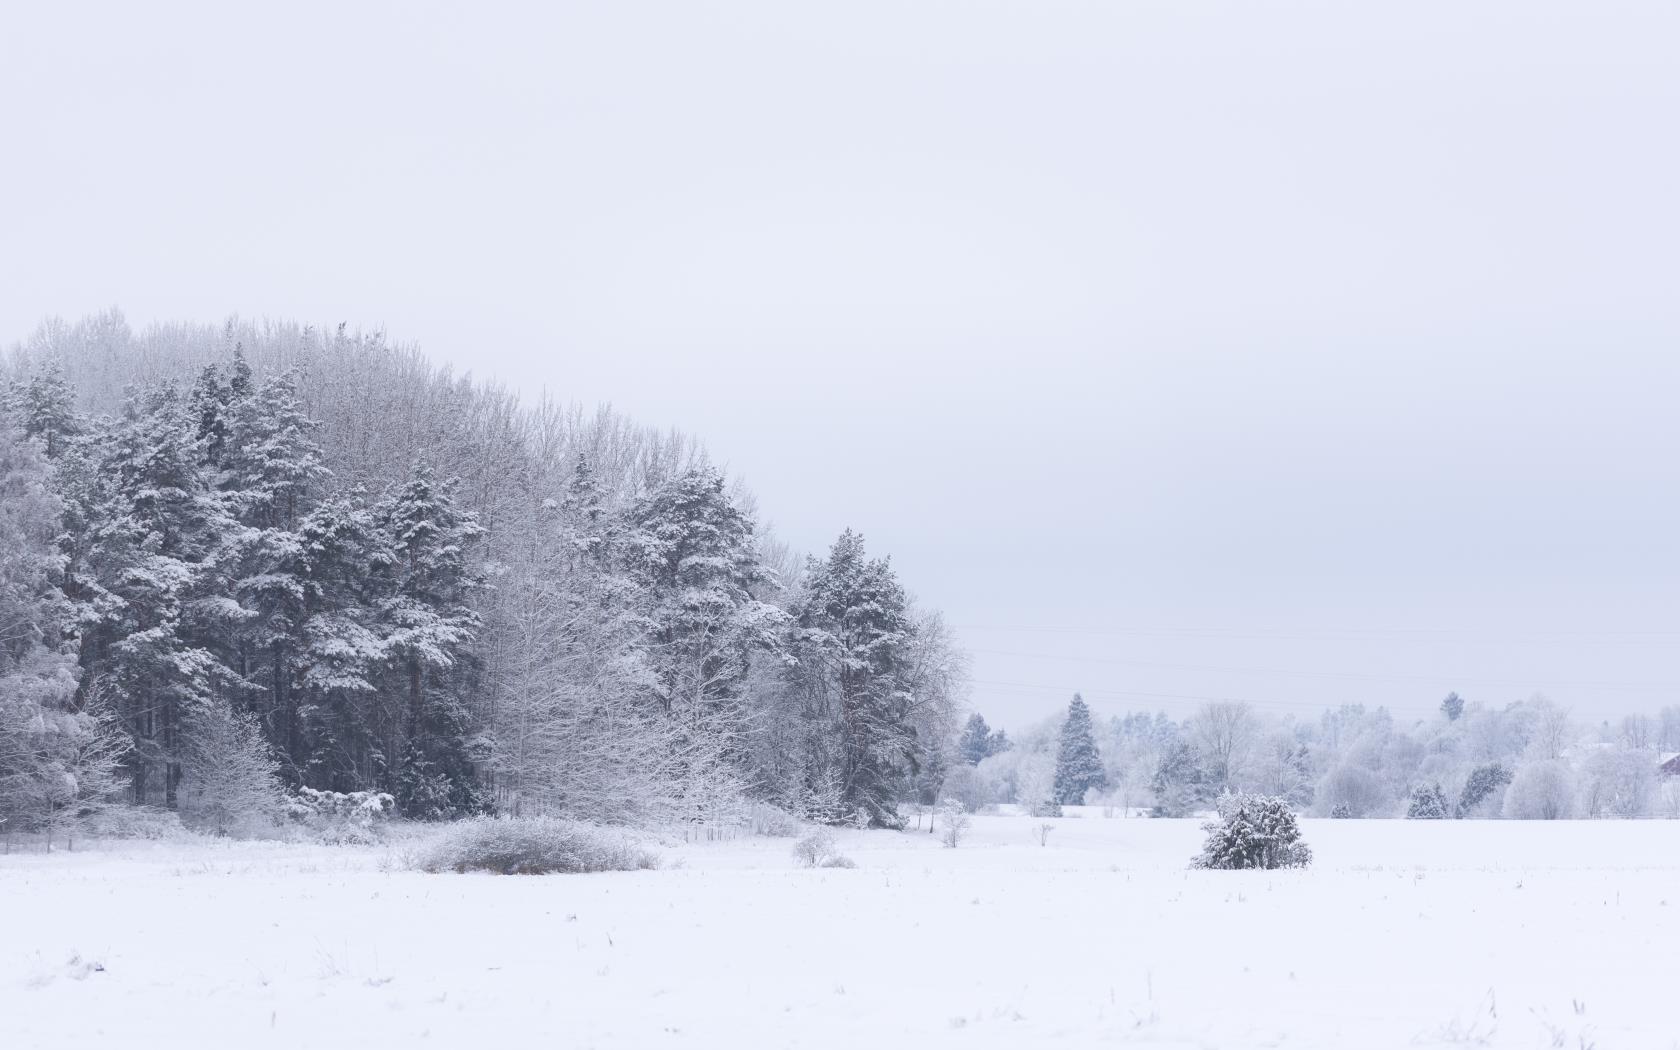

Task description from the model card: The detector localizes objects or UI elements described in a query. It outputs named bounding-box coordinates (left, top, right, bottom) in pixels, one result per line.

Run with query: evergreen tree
left=959, top=713, right=993, bottom=765
left=292, top=494, right=389, bottom=792
left=1150, top=740, right=1209, bottom=817
left=218, top=368, right=331, bottom=772
left=1440, top=691, right=1465, bottom=722
left=1053, top=693, right=1105, bottom=804
left=789, top=530, right=917, bottom=827
left=958, top=712, right=1010, bottom=765
left=186, top=363, right=233, bottom=466
left=622, top=465, right=780, bottom=735
left=13, top=357, right=81, bottom=459
left=0, top=408, right=128, bottom=846
left=1457, top=762, right=1512, bottom=817
left=373, top=463, right=487, bottom=818
left=70, top=387, right=238, bottom=807
left=1405, top=781, right=1450, bottom=819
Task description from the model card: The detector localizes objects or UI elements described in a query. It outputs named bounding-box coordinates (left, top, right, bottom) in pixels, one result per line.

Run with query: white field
left=4, top=812, right=1678, bottom=1049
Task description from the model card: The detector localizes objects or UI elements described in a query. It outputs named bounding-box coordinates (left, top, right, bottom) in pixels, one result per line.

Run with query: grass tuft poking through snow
left=414, top=817, right=657, bottom=875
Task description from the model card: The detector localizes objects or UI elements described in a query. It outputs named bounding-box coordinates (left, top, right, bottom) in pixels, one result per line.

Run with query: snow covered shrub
left=746, top=803, right=803, bottom=837
left=416, top=817, right=656, bottom=875
left=1405, top=782, right=1450, bottom=819
left=1457, top=763, right=1511, bottom=818
left=1503, top=760, right=1576, bottom=820
left=817, top=853, right=857, bottom=869
left=939, top=799, right=971, bottom=848
left=1191, top=792, right=1312, bottom=870
left=285, top=787, right=396, bottom=844
left=1329, top=803, right=1353, bottom=819
left=792, top=828, right=839, bottom=867
left=178, top=704, right=285, bottom=837
left=82, top=805, right=187, bottom=842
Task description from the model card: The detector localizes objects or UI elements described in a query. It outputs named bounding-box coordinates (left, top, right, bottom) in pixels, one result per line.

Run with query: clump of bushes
left=1191, top=792, right=1312, bottom=870
left=285, top=787, right=396, bottom=845
left=791, top=828, right=855, bottom=868
left=415, top=817, right=657, bottom=875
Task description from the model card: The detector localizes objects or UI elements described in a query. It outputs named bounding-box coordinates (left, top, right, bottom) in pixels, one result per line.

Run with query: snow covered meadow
left=6, top=812, right=1677, bottom=1050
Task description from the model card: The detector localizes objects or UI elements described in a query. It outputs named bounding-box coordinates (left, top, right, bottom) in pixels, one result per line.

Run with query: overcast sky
left=4, top=1, right=1677, bottom=728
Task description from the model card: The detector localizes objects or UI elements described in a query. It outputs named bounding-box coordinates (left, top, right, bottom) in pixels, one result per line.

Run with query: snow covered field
left=5, top=813, right=1678, bottom=1049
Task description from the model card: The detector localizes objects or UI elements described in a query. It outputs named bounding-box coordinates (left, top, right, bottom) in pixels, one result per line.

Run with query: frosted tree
left=1052, top=693, right=1105, bottom=805
left=622, top=465, right=782, bottom=742
left=1317, top=764, right=1387, bottom=818
left=1190, top=700, right=1258, bottom=792
left=1456, top=763, right=1511, bottom=817
left=1503, top=760, right=1575, bottom=820
left=67, top=386, right=236, bottom=807
left=8, top=357, right=81, bottom=459
left=178, top=700, right=284, bottom=836
left=1440, top=692, right=1465, bottom=722
left=959, top=713, right=1008, bottom=765
left=372, top=464, right=487, bottom=818
left=0, top=413, right=126, bottom=847
left=1150, top=741, right=1208, bottom=817
left=291, top=495, right=390, bottom=791
left=1405, top=782, right=1450, bottom=819
left=786, top=530, right=918, bottom=827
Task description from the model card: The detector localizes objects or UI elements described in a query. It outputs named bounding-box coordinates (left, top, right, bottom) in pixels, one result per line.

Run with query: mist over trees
left=0, top=312, right=967, bottom=838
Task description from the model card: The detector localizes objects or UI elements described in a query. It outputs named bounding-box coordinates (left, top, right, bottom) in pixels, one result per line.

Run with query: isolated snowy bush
left=1405, top=782, right=1450, bottom=819
left=939, top=798, right=971, bottom=848
left=416, top=817, right=656, bottom=875
left=1503, top=760, right=1576, bottom=820
left=1191, top=792, right=1312, bottom=870
left=792, top=828, right=838, bottom=867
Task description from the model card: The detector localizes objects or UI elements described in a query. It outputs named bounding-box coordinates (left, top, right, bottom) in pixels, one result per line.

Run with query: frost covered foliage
left=1503, top=761, right=1576, bottom=820
left=416, top=817, right=657, bottom=875
left=0, top=415, right=127, bottom=848
left=1317, top=765, right=1386, bottom=818
left=1191, top=793, right=1312, bottom=870
left=178, top=703, right=285, bottom=836
left=1405, top=782, right=1450, bottom=819
left=791, top=828, right=854, bottom=868
left=1150, top=741, right=1208, bottom=817
left=938, top=798, right=971, bottom=848
left=284, top=787, right=395, bottom=844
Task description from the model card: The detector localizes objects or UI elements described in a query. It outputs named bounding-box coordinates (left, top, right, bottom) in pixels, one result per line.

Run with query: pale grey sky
left=4, top=1, right=1677, bottom=727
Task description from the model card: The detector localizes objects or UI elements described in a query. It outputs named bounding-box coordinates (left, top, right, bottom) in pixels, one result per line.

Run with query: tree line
left=0, top=312, right=965, bottom=840
left=955, top=690, right=1680, bottom=820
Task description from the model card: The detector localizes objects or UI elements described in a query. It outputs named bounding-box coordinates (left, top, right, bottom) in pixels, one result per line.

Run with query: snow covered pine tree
left=1052, top=693, right=1105, bottom=805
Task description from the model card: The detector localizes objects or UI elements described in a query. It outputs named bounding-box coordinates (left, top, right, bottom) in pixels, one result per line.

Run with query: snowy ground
left=5, top=812, right=1678, bottom=1049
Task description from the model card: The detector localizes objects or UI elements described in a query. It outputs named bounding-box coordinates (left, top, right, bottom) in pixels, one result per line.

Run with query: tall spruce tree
left=70, top=386, right=238, bottom=807
left=373, top=463, right=487, bottom=818
left=789, top=530, right=917, bottom=827
left=1053, top=693, right=1106, bottom=805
